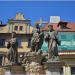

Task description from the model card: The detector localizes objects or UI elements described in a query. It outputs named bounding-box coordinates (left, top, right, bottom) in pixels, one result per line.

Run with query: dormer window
left=14, top=26, right=18, bottom=30
left=57, top=21, right=70, bottom=29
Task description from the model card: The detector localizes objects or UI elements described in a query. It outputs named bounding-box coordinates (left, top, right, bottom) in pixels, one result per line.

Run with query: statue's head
left=48, top=24, right=53, bottom=31
left=11, top=32, right=16, bottom=38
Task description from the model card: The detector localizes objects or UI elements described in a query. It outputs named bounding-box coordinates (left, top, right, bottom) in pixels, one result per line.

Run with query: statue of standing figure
left=45, top=25, right=61, bottom=60
left=31, top=24, right=41, bottom=52
left=7, top=32, right=18, bottom=65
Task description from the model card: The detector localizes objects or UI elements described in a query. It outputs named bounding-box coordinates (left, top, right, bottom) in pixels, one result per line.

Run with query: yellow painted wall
left=0, top=25, right=9, bottom=33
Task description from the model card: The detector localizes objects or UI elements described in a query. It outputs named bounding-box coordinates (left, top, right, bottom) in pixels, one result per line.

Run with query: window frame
left=0, top=39, right=5, bottom=47
left=17, top=37, right=22, bottom=48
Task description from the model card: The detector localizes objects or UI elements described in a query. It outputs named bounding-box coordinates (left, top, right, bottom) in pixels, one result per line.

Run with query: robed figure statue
left=45, top=25, right=60, bottom=60
left=7, top=32, right=18, bottom=64
left=31, top=24, right=41, bottom=52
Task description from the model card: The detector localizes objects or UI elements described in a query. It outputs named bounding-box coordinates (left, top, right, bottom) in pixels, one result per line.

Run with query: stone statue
left=45, top=25, right=60, bottom=60
left=31, top=29, right=40, bottom=52
left=31, top=24, right=41, bottom=52
left=7, top=32, right=18, bottom=64
left=31, top=23, right=45, bottom=53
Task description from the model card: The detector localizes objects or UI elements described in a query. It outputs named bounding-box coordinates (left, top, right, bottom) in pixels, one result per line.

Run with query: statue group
left=6, top=24, right=60, bottom=65
left=31, top=24, right=61, bottom=61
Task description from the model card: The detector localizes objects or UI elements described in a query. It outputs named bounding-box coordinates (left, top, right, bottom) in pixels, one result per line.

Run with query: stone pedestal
left=23, top=52, right=46, bottom=75
left=44, top=61, right=64, bottom=75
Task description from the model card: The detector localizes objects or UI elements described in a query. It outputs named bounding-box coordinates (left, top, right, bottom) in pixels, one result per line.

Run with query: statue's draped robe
left=47, top=30, right=58, bottom=58
left=40, top=32, right=48, bottom=52
left=7, top=38, right=18, bottom=63
left=40, top=30, right=59, bottom=58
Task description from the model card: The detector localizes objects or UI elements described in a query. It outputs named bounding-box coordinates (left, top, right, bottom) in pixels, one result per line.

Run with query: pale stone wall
left=0, top=25, right=9, bottom=33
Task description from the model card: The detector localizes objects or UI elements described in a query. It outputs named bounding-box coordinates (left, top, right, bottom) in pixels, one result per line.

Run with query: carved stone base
left=25, top=62, right=45, bottom=75
left=23, top=52, right=46, bottom=75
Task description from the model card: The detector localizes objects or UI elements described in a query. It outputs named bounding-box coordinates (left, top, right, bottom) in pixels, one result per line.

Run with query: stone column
left=63, top=65, right=71, bottom=75
left=2, top=56, right=5, bottom=66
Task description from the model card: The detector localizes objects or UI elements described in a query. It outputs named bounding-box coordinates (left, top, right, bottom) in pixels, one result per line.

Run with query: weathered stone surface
left=44, top=61, right=64, bottom=75
left=22, top=52, right=46, bottom=75
left=25, top=62, right=46, bottom=75
left=0, top=67, right=6, bottom=75
left=0, top=65, right=25, bottom=74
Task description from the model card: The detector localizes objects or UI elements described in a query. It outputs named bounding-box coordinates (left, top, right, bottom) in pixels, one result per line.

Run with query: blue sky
left=0, top=1, right=75, bottom=25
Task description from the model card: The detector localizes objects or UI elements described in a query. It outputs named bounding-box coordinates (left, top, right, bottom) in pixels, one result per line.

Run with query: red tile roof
left=42, top=22, right=75, bottom=32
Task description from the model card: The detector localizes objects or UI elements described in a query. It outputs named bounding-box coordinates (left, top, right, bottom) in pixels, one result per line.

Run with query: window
left=19, top=26, right=23, bottom=31
left=60, top=68, right=63, bottom=75
left=58, top=22, right=69, bottom=29
left=17, top=37, right=22, bottom=48
left=60, top=24, right=66, bottom=29
left=28, top=38, right=31, bottom=48
left=14, top=26, right=18, bottom=30
left=0, top=55, right=3, bottom=65
left=71, top=67, right=75, bottom=75
left=0, top=39, right=5, bottom=47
